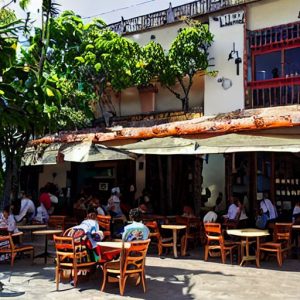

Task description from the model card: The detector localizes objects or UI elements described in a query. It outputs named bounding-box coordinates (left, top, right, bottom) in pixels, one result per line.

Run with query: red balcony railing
left=248, top=21, right=300, bottom=51
left=246, top=77, right=300, bottom=108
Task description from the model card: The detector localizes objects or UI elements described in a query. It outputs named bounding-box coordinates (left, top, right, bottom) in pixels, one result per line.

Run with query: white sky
left=6, top=0, right=195, bottom=25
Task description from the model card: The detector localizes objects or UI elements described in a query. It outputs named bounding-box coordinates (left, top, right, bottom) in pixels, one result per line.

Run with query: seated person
left=88, top=193, right=105, bottom=216
left=122, top=208, right=150, bottom=241
left=182, top=205, right=196, bottom=218
left=106, top=187, right=126, bottom=220
left=223, top=196, right=238, bottom=221
left=14, top=192, right=36, bottom=223
left=255, top=208, right=268, bottom=229
left=66, top=209, right=104, bottom=261
left=0, top=205, right=19, bottom=234
left=203, top=209, right=218, bottom=223
left=236, top=198, right=248, bottom=228
left=33, top=203, right=49, bottom=224
left=292, top=200, right=300, bottom=223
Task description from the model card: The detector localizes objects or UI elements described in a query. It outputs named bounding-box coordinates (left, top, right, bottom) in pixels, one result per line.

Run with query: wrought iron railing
left=246, top=77, right=300, bottom=108
left=108, top=0, right=259, bottom=34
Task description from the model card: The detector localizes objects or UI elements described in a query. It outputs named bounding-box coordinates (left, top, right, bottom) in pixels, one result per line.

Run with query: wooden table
left=17, top=224, right=47, bottom=230
left=161, top=224, right=187, bottom=258
left=227, top=228, right=269, bottom=267
left=33, top=229, right=62, bottom=264
left=97, top=241, right=131, bottom=249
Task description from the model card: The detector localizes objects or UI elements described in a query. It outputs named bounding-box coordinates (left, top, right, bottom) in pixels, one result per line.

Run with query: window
left=254, top=47, right=300, bottom=81
left=285, top=48, right=300, bottom=76
left=255, top=51, right=281, bottom=80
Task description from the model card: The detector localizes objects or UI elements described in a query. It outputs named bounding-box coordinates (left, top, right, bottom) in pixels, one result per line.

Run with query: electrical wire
left=81, top=0, right=158, bottom=20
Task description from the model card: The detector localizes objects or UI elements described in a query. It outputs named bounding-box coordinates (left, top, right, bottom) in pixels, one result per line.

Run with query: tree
left=0, top=3, right=94, bottom=207
left=141, top=20, right=214, bottom=111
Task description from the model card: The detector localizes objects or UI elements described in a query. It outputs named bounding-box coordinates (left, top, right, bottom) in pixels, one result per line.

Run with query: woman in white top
left=107, top=187, right=124, bottom=218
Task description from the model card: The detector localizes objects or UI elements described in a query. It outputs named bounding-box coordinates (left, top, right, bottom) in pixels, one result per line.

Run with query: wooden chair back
left=48, top=215, right=66, bottom=231
left=53, top=234, right=96, bottom=290
left=97, top=215, right=111, bottom=240
left=204, top=223, right=226, bottom=246
left=101, top=239, right=151, bottom=295
left=0, top=234, right=34, bottom=267
left=274, top=223, right=293, bottom=245
left=204, top=223, right=238, bottom=264
left=122, top=239, right=150, bottom=272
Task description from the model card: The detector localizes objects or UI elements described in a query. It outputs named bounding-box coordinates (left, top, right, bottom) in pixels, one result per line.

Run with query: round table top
left=292, top=224, right=300, bottom=230
left=32, top=229, right=63, bottom=235
left=17, top=224, right=47, bottom=230
left=11, top=231, right=23, bottom=237
left=227, top=228, right=269, bottom=237
left=161, top=224, right=187, bottom=230
left=97, top=241, right=131, bottom=249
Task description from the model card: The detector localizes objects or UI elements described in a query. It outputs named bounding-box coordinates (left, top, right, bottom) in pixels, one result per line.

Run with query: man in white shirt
left=203, top=210, right=218, bottom=223
left=223, top=196, right=238, bottom=220
left=15, top=192, right=36, bottom=223
left=260, top=193, right=278, bottom=221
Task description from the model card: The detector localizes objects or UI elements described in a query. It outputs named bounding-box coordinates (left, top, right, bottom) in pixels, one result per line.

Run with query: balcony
left=246, top=76, right=300, bottom=109
left=109, top=0, right=259, bottom=34
left=248, top=21, right=300, bottom=51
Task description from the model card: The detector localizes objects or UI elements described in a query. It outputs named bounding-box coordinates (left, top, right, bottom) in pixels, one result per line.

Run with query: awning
left=22, top=143, right=62, bottom=166
left=193, top=133, right=300, bottom=153
left=117, top=134, right=300, bottom=155
left=60, top=142, right=137, bottom=162
left=117, top=136, right=199, bottom=155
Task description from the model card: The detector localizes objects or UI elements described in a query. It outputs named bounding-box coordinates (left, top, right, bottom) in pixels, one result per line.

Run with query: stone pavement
left=0, top=238, right=300, bottom=300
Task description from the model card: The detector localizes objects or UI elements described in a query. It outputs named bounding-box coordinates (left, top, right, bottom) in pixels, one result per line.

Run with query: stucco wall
left=204, top=10, right=245, bottom=115
left=202, top=154, right=225, bottom=207
left=39, top=162, right=71, bottom=190
left=248, top=0, right=299, bottom=31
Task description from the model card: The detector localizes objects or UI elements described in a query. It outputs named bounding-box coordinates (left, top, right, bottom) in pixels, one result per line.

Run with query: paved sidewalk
left=0, top=241, right=300, bottom=299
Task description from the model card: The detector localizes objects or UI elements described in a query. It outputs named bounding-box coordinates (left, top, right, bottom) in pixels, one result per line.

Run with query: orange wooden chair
left=258, top=222, right=293, bottom=267
left=144, top=221, right=163, bottom=255
left=100, top=239, right=151, bottom=296
left=0, top=234, right=34, bottom=267
left=48, top=215, right=66, bottom=231
left=175, top=216, right=202, bottom=256
left=97, top=215, right=112, bottom=240
left=53, top=235, right=96, bottom=290
left=204, top=223, right=239, bottom=264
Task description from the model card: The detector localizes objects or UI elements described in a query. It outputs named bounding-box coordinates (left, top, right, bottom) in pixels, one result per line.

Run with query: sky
left=7, top=0, right=195, bottom=25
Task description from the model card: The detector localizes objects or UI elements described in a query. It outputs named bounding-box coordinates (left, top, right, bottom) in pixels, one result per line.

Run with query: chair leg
left=73, top=267, right=78, bottom=287
left=100, top=268, right=107, bottom=291
left=119, top=275, right=127, bottom=296
left=11, top=253, right=17, bottom=267
left=204, top=246, right=208, bottom=261
left=221, top=250, right=226, bottom=264
left=55, top=267, right=60, bottom=291
left=141, top=271, right=146, bottom=293
left=277, top=251, right=282, bottom=267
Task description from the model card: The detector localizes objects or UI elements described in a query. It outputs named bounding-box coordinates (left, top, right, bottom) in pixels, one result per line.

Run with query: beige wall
left=128, top=22, right=185, bottom=50
left=205, top=10, right=245, bottom=115
left=202, top=154, right=225, bottom=207
left=248, top=0, right=299, bottom=31
left=39, top=162, right=71, bottom=190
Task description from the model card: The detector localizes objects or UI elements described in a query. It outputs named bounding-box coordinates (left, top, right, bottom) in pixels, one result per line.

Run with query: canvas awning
left=118, top=134, right=300, bottom=155
left=22, top=143, right=62, bottom=166
left=193, top=133, right=300, bottom=153
left=117, top=136, right=199, bottom=155
left=60, top=142, right=137, bottom=162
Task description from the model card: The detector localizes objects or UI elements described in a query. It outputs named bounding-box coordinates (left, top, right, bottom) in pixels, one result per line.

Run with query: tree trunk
left=2, top=157, right=13, bottom=209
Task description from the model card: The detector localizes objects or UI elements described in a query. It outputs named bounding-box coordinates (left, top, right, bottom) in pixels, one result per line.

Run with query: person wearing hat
left=122, top=208, right=150, bottom=242
left=106, top=187, right=125, bottom=218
